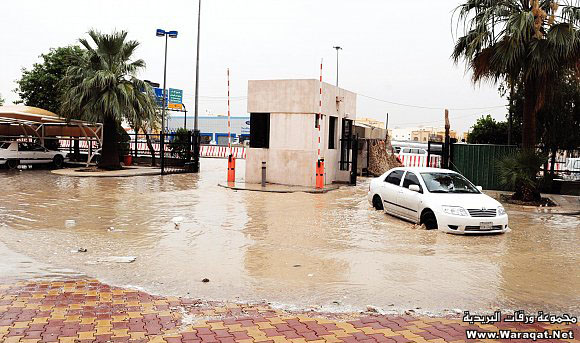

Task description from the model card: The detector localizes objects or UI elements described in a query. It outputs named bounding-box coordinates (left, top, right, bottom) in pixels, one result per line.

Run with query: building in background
left=166, top=115, right=250, bottom=145
left=246, top=79, right=357, bottom=187
left=390, top=126, right=457, bottom=142
left=391, top=128, right=413, bottom=141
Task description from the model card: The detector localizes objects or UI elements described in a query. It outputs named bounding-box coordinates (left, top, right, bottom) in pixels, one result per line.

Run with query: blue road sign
left=168, top=88, right=183, bottom=104
left=153, top=88, right=168, bottom=107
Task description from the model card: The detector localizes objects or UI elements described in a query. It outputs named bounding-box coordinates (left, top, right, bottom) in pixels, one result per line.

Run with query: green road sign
left=168, top=88, right=183, bottom=104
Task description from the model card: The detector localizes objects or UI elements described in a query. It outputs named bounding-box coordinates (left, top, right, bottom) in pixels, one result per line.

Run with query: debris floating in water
left=172, top=216, right=184, bottom=229
left=94, top=256, right=137, bottom=263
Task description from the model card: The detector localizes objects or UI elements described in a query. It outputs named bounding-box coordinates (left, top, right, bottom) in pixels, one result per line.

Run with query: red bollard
left=227, top=155, right=236, bottom=182
left=316, top=159, right=325, bottom=189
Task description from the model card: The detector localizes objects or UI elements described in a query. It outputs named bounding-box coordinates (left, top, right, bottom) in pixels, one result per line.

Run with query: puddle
left=0, top=159, right=578, bottom=315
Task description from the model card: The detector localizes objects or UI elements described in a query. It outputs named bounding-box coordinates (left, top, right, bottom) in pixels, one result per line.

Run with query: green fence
left=451, top=144, right=517, bottom=190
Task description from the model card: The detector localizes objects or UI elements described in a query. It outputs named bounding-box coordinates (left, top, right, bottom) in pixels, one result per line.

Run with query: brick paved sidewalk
left=0, top=280, right=577, bottom=343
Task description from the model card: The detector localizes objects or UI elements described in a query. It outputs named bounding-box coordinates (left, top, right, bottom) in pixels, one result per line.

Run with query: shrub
left=496, top=150, right=546, bottom=202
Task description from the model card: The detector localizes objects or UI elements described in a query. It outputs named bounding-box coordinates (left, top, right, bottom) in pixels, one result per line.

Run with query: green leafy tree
left=0, top=93, right=4, bottom=106
left=60, top=30, right=158, bottom=170
left=14, top=46, right=85, bottom=113
left=537, top=70, right=580, bottom=151
left=502, top=71, right=579, bottom=151
left=453, top=0, right=580, bottom=150
left=468, top=115, right=510, bottom=144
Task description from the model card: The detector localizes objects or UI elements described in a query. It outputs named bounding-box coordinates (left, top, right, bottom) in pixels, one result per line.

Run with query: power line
left=393, top=109, right=501, bottom=126
left=358, top=93, right=506, bottom=111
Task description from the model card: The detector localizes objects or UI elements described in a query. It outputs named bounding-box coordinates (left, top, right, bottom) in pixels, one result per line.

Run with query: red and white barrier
left=398, top=153, right=441, bottom=168
left=200, top=145, right=246, bottom=159
left=59, top=139, right=247, bottom=159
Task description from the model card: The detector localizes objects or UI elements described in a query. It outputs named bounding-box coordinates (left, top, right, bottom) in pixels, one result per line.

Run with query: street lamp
left=192, top=0, right=202, bottom=173
left=156, top=28, right=178, bottom=173
left=333, top=46, right=342, bottom=87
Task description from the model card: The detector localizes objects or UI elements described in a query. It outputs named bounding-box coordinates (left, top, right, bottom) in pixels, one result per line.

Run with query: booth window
left=250, top=113, right=270, bottom=148
left=328, top=116, right=337, bottom=149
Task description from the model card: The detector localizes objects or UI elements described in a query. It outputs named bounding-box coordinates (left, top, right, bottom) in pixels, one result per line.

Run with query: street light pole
left=192, top=0, right=202, bottom=173
left=156, top=29, right=178, bottom=174
left=162, top=34, right=168, bottom=135
left=333, top=46, right=342, bottom=87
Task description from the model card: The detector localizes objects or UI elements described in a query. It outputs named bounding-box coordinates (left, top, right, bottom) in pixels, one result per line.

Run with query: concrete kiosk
left=246, top=79, right=357, bottom=188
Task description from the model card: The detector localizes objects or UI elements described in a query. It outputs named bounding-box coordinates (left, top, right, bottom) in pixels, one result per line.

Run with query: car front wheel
left=421, top=210, right=438, bottom=230
left=53, top=155, right=64, bottom=169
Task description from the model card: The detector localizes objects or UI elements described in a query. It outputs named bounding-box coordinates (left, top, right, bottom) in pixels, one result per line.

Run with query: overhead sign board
left=153, top=87, right=167, bottom=107
left=169, top=88, right=183, bottom=104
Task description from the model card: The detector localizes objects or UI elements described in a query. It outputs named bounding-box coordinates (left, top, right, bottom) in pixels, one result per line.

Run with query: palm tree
left=452, top=0, right=579, bottom=149
left=60, top=30, right=158, bottom=169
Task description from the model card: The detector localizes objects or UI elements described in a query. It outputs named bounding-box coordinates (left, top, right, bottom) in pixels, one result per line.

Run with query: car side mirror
left=409, top=184, right=421, bottom=193
left=476, top=186, right=483, bottom=192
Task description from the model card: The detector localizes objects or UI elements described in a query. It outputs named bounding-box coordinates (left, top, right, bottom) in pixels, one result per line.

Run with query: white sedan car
left=0, top=141, right=67, bottom=169
left=368, top=167, right=509, bottom=234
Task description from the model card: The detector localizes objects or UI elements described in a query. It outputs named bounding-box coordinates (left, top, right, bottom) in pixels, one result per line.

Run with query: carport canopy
left=0, top=105, right=103, bottom=165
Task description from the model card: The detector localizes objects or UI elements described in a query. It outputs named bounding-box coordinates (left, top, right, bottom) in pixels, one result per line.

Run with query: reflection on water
left=0, top=159, right=578, bottom=314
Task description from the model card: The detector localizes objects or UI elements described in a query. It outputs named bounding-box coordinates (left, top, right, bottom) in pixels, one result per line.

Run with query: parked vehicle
left=0, top=141, right=68, bottom=169
left=368, top=167, right=509, bottom=234
left=399, top=147, right=428, bottom=155
left=563, top=158, right=580, bottom=181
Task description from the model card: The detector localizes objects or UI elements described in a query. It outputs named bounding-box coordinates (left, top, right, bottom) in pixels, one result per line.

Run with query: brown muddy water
left=0, top=159, right=578, bottom=315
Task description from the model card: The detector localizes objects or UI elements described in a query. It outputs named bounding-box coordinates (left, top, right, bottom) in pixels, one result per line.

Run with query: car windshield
left=420, top=172, right=480, bottom=194
left=0, top=142, right=11, bottom=149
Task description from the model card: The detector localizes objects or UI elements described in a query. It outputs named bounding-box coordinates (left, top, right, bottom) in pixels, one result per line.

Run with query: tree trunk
left=73, top=139, right=80, bottom=161
left=98, top=116, right=121, bottom=170
left=145, top=133, right=156, bottom=167
left=521, top=82, right=538, bottom=150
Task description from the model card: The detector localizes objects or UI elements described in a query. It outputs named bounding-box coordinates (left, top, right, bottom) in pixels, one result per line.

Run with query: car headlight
left=441, top=205, right=469, bottom=216
left=497, top=206, right=506, bottom=216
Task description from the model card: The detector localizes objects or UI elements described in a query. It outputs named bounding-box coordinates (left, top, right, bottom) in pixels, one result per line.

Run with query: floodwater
left=1, top=159, right=579, bottom=315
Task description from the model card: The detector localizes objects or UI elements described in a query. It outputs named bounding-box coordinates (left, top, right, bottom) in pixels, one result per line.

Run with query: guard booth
left=245, top=79, right=357, bottom=187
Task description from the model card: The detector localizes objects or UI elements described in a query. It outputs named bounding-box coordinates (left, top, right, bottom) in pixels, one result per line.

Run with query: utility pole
left=333, top=46, right=342, bottom=87
left=192, top=0, right=202, bottom=173
left=385, top=113, right=389, bottom=139
left=444, top=109, right=450, bottom=169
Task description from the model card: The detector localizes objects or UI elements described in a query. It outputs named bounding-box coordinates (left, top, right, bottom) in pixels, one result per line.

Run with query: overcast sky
left=1, top=0, right=509, bottom=133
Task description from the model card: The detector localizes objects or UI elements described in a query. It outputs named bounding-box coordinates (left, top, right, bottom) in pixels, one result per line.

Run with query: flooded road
left=1, top=158, right=579, bottom=315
